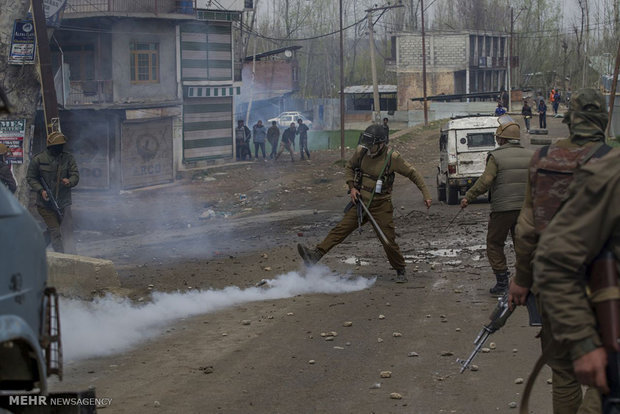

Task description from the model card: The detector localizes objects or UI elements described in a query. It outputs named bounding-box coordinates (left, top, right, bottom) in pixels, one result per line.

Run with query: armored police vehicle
left=0, top=184, right=94, bottom=413
left=436, top=115, right=500, bottom=205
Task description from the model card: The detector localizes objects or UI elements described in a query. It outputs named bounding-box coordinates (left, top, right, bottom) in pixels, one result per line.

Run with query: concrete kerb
left=47, top=252, right=123, bottom=299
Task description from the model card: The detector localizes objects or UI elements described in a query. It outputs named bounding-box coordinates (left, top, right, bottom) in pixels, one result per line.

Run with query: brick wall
left=397, top=72, right=456, bottom=110
left=398, top=33, right=468, bottom=70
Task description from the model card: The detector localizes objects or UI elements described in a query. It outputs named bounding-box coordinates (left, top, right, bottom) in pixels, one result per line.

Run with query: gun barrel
left=459, top=330, right=490, bottom=373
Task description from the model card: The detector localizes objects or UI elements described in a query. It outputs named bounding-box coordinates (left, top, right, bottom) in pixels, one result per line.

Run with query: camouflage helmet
left=359, top=124, right=387, bottom=147
left=562, top=88, right=608, bottom=143
left=0, top=143, right=8, bottom=155
left=47, top=131, right=67, bottom=147
left=495, top=114, right=520, bottom=140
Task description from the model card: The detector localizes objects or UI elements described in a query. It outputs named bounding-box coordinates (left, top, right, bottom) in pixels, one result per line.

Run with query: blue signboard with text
left=8, top=20, right=35, bottom=65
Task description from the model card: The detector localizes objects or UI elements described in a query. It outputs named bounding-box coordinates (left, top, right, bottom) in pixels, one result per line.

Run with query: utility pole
left=339, top=0, right=345, bottom=160
left=607, top=42, right=619, bottom=141
left=508, top=7, right=513, bottom=112
left=420, top=0, right=428, bottom=126
left=366, top=4, right=404, bottom=125
left=31, top=0, right=60, bottom=136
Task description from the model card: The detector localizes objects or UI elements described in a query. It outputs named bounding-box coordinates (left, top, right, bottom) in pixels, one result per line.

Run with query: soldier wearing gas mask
left=297, top=124, right=431, bottom=282
left=26, top=131, right=79, bottom=253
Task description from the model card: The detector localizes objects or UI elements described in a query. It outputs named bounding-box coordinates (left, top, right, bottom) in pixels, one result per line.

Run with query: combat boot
left=489, top=271, right=509, bottom=295
left=297, top=244, right=323, bottom=266
left=395, top=268, right=408, bottom=283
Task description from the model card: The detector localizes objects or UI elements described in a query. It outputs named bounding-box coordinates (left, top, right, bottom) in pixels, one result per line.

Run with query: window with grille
left=130, top=42, right=159, bottom=83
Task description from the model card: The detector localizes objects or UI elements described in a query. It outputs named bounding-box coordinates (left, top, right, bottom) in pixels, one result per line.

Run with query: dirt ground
left=48, top=116, right=572, bottom=413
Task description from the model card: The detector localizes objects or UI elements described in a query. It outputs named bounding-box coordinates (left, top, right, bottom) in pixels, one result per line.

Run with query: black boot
left=395, top=268, right=408, bottom=283
left=489, top=271, right=509, bottom=295
left=297, top=244, right=323, bottom=265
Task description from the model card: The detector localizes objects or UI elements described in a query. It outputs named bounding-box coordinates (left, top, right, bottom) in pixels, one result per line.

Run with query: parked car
left=267, top=112, right=312, bottom=129
left=436, top=115, right=500, bottom=205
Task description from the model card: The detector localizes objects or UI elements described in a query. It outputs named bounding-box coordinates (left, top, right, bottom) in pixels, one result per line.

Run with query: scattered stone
left=453, top=288, right=462, bottom=293
left=313, top=209, right=318, bottom=214
left=263, top=266, right=272, bottom=271
left=440, top=351, right=454, bottom=356
left=489, top=342, right=497, bottom=349
left=470, top=365, right=479, bottom=371
left=308, top=360, right=315, bottom=365
left=241, top=320, right=251, bottom=325
left=370, top=383, right=381, bottom=389
left=154, top=401, right=161, bottom=408
left=408, top=352, right=419, bottom=357
left=200, top=366, right=214, bottom=374
left=441, top=319, right=448, bottom=323
left=343, top=321, right=353, bottom=327
left=509, top=402, right=518, bottom=409
left=512, top=348, right=518, bottom=353
left=287, top=312, right=294, bottom=316
left=385, top=302, right=391, bottom=306
left=379, top=314, right=386, bottom=320
left=515, top=378, right=524, bottom=384
left=333, top=346, right=345, bottom=350
left=329, top=331, right=338, bottom=337
left=380, top=371, right=392, bottom=378
left=324, top=336, right=334, bottom=341
left=455, top=328, right=461, bottom=332
left=346, top=342, right=351, bottom=346
left=255, top=279, right=268, bottom=287
left=440, top=315, right=446, bottom=319
left=393, top=332, right=402, bottom=337
left=261, top=253, right=268, bottom=259
left=377, top=338, right=383, bottom=343
left=390, top=393, right=402, bottom=400
left=547, top=378, right=553, bottom=384
left=426, top=314, right=431, bottom=318
left=481, top=347, right=491, bottom=353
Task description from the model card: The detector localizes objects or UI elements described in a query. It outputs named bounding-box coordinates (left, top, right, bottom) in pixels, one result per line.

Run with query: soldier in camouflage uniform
left=460, top=116, right=533, bottom=295
left=26, top=132, right=79, bottom=253
left=297, top=124, right=432, bottom=282
left=509, top=88, right=611, bottom=413
left=0, top=143, right=16, bottom=193
left=533, top=146, right=620, bottom=399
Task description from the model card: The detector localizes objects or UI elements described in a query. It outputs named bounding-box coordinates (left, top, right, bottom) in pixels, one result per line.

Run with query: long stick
left=357, top=199, right=390, bottom=246
left=443, top=207, right=464, bottom=232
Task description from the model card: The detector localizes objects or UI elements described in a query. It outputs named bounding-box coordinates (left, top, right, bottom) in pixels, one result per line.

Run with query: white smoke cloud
left=60, top=266, right=375, bottom=361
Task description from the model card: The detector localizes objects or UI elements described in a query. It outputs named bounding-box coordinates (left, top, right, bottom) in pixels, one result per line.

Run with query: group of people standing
left=235, top=118, right=310, bottom=163
left=520, top=88, right=563, bottom=131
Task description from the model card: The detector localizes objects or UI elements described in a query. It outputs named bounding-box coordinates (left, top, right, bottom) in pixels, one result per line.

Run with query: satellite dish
left=284, top=49, right=293, bottom=58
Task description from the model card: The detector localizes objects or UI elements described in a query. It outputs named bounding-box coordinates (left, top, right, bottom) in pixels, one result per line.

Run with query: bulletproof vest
left=488, top=143, right=533, bottom=212
left=357, top=149, right=394, bottom=195
left=530, top=140, right=612, bottom=233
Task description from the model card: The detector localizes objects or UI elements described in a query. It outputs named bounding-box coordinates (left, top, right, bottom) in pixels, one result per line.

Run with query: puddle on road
left=342, top=257, right=370, bottom=266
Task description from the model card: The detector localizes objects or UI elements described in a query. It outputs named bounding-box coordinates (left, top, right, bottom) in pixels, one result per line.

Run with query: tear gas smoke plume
left=61, top=265, right=375, bottom=361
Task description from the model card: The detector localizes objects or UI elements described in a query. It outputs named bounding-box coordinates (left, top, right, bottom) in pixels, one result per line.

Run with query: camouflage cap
left=47, top=131, right=67, bottom=147
left=563, top=88, right=608, bottom=144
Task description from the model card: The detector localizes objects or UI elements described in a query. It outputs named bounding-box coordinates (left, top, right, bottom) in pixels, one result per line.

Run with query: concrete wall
left=111, top=20, right=178, bottom=103
left=407, top=102, right=497, bottom=127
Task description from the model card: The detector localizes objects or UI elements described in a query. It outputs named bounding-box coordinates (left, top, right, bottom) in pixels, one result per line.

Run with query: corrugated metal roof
left=343, top=85, right=397, bottom=94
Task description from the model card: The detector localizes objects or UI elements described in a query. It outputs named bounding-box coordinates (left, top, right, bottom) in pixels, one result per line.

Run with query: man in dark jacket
left=538, top=99, right=547, bottom=129
left=296, top=118, right=310, bottom=160
left=521, top=100, right=533, bottom=131
left=275, top=123, right=296, bottom=162
left=235, top=120, right=252, bottom=161
left=267, top=120, right=280, bottom=159
left=0, top=143, right=16, bottom=193
left=26, top=131, right=79, bottom=253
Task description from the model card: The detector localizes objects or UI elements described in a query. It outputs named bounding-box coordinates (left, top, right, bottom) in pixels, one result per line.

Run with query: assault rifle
left=40, top=177, right=63, bottom=221
left=589, top=249, right=620, bottom=414
left=458, top=292, right=541, bottom=373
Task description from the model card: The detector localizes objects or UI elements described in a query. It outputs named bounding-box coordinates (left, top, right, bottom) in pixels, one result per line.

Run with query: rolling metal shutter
left=183, top=95, right=233, bottom=160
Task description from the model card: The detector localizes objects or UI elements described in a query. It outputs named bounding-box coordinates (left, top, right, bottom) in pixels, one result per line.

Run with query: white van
left=436, top=116, right=499, bottom=205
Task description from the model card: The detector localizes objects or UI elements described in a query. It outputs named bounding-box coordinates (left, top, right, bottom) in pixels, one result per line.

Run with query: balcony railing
left=64, top=0, right=195, bottom=15
left=67, top=80, right=113, bottom=106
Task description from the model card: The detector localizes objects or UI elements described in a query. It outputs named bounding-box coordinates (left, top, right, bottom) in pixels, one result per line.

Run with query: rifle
left=458, top=292, right=541, bottom=373
left=589, top=249, right=620, bottom=413
left=40, top=176, right=63, bottom=221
